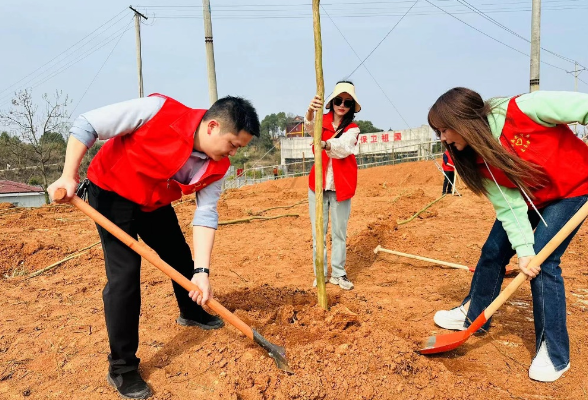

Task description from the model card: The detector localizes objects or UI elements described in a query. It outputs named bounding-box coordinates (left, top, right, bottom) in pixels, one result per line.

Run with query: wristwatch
left=193, top=268, right=210, bottom=275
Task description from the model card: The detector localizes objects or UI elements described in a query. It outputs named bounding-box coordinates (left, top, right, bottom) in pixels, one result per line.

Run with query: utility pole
left=529, top=0, right=541, bottom=92
left=129, top=6, right=148, bottom=97
left=202, top=0, right=218, bottom=104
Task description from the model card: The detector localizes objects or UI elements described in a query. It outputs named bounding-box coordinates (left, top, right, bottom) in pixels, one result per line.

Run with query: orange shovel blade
left=419, top=312, right=488, bottom=354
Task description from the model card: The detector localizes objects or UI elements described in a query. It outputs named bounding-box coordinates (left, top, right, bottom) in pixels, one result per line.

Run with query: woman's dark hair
left=427, top=87, right=545, bottom=196
left=328, top=80, right=356, bottom=135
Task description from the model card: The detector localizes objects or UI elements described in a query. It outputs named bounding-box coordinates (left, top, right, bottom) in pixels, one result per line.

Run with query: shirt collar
left=191, top=150, right=209, bottom=160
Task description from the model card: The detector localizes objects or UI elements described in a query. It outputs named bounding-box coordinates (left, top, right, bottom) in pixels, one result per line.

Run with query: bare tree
left=0, top=89, right=70, bottom=203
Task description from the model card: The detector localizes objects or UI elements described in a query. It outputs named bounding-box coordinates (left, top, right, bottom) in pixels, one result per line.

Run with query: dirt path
left=1, top=160, right=587, bottom=399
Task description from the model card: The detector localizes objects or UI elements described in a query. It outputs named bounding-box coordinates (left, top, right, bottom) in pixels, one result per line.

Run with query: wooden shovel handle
left=483, top=200, right=588, bottom=319
left=374, top=246, right=472, bottom=271
left=54, top=189, right=254, bottom=340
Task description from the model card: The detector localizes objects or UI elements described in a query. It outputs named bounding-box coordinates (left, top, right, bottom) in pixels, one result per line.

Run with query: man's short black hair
left=203, top=96, right=260, bottom=137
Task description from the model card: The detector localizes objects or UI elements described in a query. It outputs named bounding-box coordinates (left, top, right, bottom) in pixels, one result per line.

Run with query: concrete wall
left=0, top=192, right=46, bottom=207
left=280, top=124, right=436, bottom=164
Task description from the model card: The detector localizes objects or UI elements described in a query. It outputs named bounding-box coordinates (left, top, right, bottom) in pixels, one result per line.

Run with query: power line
left=455, top=0, right=585, bottom=69
left=0, top=22, right=133, bottom=106
left=423, top=0, right=569, bottom=72
left=139, top=0, right=584, bottom=7
left=346, top=0, right=419, bottom=79
left=0, top=9, right=129, bottom=98
left=145, top=5, right=588, bottom=19
left=0, top=20, right=135, bottom=108
left=320, top=5, right=411, bottom=129
left=69, top=20, right=134, bottom=119
left=138, top=0, right=586, bottom=12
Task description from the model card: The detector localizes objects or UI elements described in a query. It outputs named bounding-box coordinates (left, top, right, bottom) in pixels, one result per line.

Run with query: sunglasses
left=333, top=97, right=354, bottom=109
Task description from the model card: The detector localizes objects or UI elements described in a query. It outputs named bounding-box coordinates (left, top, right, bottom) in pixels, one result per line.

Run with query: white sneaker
left=329, top=275, right=354, bottom=290
left=529, top=341, right=570, bottom=382
left=433, top=305, right=467, bottom=331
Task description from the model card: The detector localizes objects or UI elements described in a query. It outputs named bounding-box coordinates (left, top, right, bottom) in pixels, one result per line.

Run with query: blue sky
left=1, top=0, right=586, bottom=132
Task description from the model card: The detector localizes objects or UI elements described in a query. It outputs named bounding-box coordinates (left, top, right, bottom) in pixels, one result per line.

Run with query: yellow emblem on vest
left=511, top=134, right=531, bottom=152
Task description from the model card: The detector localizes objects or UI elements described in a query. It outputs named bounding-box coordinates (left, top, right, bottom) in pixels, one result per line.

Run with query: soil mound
left=1, top=159, right=585, bottom=399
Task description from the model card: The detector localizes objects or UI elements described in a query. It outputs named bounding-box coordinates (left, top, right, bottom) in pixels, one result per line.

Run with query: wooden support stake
left=251, top=199, right=308, bottom=216
left=312, top=0, right=328, bottom=310
left=397, top=194, right=445, bottom=225
left=452, top=171, right=460, bottom=196
left=391, top=189, right=409, bottom=204
left=219, top=214, right=299, bottom=226
left=172, top=198, right=195, bottom=208
left=28, top=241, right=101, bottom=278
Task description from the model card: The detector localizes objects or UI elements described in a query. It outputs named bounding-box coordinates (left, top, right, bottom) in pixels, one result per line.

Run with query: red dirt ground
left=1, top=160, right=588, bottom=399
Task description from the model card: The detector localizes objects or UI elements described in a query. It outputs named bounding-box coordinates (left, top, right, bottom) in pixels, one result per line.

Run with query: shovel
left=374, top=245, right=474, bottom=272
left=420, top=200, right=588, bottom=355
left=374, top=246, right=517, bottom=274
left=53, top=188, right=292, bottom=373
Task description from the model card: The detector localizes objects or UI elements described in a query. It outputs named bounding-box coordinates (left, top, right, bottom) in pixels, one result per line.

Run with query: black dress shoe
left=176, top=312, right=224, bottom=330
left=107, top=370, right=152, bottom=399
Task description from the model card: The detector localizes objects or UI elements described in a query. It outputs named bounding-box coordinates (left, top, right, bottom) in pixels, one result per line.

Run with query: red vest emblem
left=479, top=96, right=588, bottom=208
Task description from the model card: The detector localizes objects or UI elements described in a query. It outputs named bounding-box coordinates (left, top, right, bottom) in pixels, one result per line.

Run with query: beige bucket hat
left=325, top=81, right=361, bottom=113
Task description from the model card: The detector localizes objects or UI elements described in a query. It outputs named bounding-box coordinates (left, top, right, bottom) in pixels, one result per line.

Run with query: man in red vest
left=48, top=94, right=259, bottom=399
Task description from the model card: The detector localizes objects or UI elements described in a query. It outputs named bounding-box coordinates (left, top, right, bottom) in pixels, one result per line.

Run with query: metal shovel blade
left=419, top=313, right=488, bottom=355
left=253, top=329, right=293, bottom=374
left=419, top=330, right=472, bottom=354
left=420, top=202, right=588, bottom=355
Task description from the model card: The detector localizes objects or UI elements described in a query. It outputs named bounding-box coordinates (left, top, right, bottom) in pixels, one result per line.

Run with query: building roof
left=0, top=180, right=44, bottom=194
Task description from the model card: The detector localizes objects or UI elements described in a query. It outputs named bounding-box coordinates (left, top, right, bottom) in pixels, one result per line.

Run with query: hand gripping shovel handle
left=54, top=189, right=292, bottom=373
left=482, top=200, right=588, bottom=323
left=421, top=200, right=588, bottom=354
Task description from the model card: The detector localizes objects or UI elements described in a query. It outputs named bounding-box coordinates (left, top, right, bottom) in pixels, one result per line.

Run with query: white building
left=0, top=180, right=46, bottom=207
left=280, top=124, right=436, bottom=164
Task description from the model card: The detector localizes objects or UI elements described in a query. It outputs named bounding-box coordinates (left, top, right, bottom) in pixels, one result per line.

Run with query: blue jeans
left=308, top=189, right=352, bottom=278
left=462, top=195, right=588, bottom=371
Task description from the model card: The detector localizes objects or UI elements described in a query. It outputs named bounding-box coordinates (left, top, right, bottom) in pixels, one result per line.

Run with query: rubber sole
left=529, top=363, right=570, bottom=382
left=176, top=316, right=225, bottom=330
left=329, top=277, right=354, bottom=290
left=107, top=373, right=152, bottom=400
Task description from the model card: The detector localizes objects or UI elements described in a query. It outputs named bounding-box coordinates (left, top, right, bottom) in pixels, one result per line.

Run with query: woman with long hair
left=429, top=87, right=588, bottom=382
left=306, top=80, right=361, bottom=290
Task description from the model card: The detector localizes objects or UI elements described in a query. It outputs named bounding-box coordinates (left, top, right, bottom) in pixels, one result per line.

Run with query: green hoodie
left=483, top=91, right=588, bottom=257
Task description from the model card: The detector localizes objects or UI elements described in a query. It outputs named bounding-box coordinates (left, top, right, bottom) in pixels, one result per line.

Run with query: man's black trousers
left=88, top=181, right=207, bottom=374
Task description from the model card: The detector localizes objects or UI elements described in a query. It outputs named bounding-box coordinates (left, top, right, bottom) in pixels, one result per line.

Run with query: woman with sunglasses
left=305, top=80, right=362, bottom=290
left=428, top=87, right=588, bottom=382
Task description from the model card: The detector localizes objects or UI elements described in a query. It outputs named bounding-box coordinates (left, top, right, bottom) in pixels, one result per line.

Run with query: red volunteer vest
left=87, top=93, right=230, bottom=211
left=308, top=112, right=359, bottom=202
left=478, top=96, right=588, bottom=208
left=442, top=151, right=454, bottom=172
